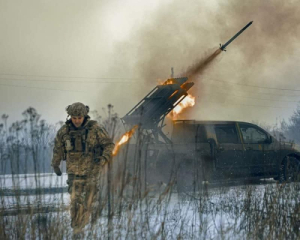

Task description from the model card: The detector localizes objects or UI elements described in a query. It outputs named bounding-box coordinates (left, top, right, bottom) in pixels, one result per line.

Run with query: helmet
left=66, top=102, right=89, bottom=117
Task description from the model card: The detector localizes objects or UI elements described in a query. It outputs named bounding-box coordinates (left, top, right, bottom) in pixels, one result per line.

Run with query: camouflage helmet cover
left=66, top=102, right=89, bottom=117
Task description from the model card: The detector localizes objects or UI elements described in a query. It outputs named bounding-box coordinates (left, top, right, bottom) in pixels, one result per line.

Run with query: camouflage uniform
left=51, top=103, right=114, bottom=230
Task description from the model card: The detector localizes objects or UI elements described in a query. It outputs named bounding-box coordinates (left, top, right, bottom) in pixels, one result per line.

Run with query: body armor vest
left=69, top=128, right=88, bottom=153
left=63, top=120, right=98, bottom=156
left=61, top=119, right=106, bottom=175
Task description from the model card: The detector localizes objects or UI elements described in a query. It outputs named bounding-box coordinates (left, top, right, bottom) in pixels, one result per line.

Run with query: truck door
left=238, top=123, right=276, bottom=176
left=214, top=123, right=245, bottom=177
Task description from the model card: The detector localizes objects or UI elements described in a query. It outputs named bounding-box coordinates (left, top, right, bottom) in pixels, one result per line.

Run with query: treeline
left=0, top=105, right=121, bottom=175
left=255, top=105, right=300, bottom=144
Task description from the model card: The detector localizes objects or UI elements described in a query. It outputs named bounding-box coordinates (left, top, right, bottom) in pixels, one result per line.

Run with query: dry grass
left=1, top=108, right=300, bottom=239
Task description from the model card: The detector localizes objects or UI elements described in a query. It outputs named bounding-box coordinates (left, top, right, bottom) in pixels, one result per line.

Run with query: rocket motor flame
left=172, top=94, right=195, bottom=118
left=163, top=79, right=177, bottom=85
left=157, top=78, right=177, bottom=85
left=113, top=125, right=138, bottom=156
left=157, top=78, right=196, bottom=119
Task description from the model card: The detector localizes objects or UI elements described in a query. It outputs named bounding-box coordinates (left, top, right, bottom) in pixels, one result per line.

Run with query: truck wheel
left=280, top=156, right=300, bottom=182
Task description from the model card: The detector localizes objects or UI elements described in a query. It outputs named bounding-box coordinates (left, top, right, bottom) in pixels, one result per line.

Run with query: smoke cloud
left=109, top=0, right=300, bottom=124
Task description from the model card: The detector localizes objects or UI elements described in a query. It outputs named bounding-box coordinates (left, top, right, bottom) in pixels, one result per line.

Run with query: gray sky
left=1, top=0, right=300, bottom=127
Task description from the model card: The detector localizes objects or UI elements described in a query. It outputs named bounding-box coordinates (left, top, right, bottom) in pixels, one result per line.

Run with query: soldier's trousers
left=67, top=174, right=101, bottom=230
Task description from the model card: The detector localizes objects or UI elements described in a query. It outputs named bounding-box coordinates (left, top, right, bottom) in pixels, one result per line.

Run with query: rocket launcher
left=122, top=77, right=194, bottom=143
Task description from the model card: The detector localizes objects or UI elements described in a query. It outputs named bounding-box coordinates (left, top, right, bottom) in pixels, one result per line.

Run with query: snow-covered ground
left=1, top=174, right=299, bottom=239
left=0, top=173, right=68, bottom=190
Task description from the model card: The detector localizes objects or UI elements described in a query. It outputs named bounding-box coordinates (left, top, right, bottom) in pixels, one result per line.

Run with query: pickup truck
left=143, top=120, right=300, bottom=191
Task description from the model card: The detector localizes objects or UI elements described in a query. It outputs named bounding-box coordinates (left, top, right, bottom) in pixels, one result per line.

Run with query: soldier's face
left=71, top=116, right=84, bottom=128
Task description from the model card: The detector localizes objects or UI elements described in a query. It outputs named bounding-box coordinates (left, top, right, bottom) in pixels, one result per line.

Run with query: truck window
left=172, top=123, right=197, bottom=143
left=214, top=124, right=239, bottom=144
left=239, top=124, right=268, bottom=144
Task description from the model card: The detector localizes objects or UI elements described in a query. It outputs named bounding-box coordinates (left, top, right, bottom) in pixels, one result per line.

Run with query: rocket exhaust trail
left=183, top=48, right=222, bottom=80
left=183, top=21, right=253, bottom=80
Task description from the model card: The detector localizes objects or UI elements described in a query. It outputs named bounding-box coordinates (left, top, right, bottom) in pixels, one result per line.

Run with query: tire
left=280, top=156, right=300, bottom=182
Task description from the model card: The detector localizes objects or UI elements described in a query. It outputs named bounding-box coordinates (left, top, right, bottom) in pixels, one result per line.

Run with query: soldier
left=51, top=102, right=114, bottom=232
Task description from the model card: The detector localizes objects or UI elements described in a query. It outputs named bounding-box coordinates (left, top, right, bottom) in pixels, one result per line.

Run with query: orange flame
left=163, top=79, right=177, bottom=85
left=170, top=94, right=195, bottom=119
left=113, top=125, right=138, bottom=156
left=158, top=78, right=196, bottom=119
left=157, top=78, right=178, bottom=85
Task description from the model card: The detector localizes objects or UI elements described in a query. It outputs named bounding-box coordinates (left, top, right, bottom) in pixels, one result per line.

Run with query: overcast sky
left=1, top=0, right=300, bottom=128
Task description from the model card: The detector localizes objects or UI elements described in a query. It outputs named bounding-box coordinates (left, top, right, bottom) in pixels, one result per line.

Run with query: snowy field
left=0, top=173, right=68, bottom=190
left=1, top=174, right=300, bottom=239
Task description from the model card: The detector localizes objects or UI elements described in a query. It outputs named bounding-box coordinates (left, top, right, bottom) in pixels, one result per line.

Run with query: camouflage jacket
left=51, top=118, right=115, bottom=176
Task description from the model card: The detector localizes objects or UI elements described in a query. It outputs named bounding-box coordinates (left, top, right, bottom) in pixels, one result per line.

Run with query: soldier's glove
left=53, top=166, right=62, bottom=176
left=94, top=156, right=107, bottom=166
